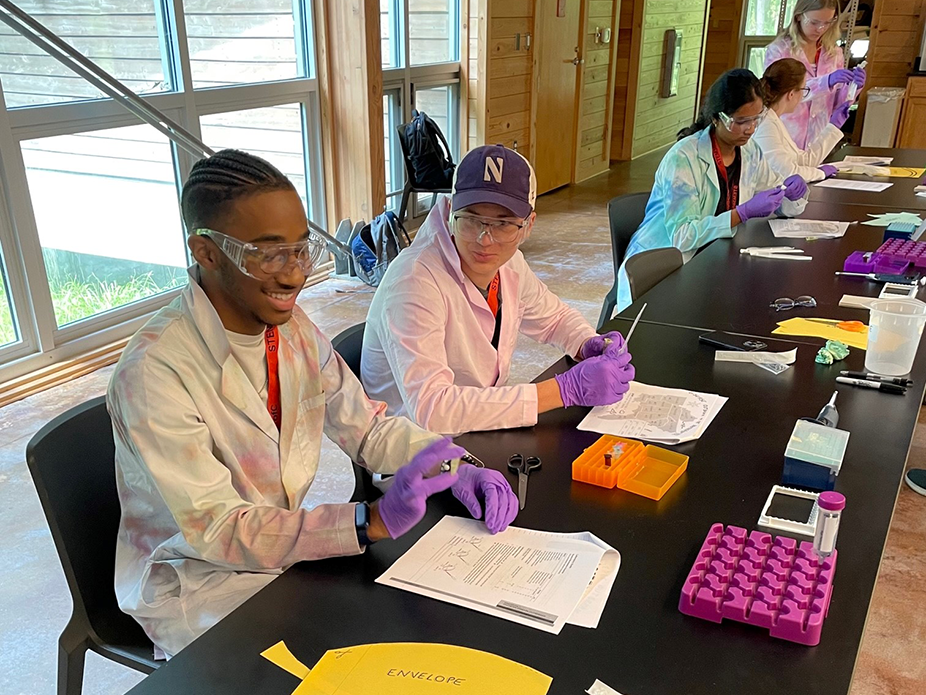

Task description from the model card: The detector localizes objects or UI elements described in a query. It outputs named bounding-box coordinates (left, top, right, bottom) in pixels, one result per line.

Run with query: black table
left=814, top=146, right=926, bottom=210
left=127, top=318, right=926, bottom=695
left=618, top=201, right=921, bottom=335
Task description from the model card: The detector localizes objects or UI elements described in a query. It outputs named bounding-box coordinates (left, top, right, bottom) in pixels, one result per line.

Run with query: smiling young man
left=361, top=144, right=635, bottom=436
left=107, top=150, right=517, bottom=658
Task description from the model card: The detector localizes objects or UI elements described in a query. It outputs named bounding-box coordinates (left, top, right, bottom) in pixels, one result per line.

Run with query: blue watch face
left=355, top=503, right=371, bottom=546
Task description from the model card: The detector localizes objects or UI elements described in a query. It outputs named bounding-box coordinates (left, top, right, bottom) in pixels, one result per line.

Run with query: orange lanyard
left=265, top=326, right=281, bottom=430
left=486, top=273, right=501, bottom=318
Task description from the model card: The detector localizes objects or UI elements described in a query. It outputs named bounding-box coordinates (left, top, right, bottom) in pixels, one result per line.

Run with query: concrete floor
left=2, top=149, right=924, bottom=693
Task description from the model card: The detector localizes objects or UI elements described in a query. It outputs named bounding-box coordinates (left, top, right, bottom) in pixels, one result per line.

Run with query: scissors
left=805, top=318, right=867, bottom=332
left=507, top=454, right=541, bottom=510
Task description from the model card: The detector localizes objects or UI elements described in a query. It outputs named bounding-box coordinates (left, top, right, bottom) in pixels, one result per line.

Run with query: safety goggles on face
left=718, top=107, right=768, bottom=131
left=770, top=295, right=817, bottom=312
left=796, top=86, right=811, bottom=99
left=452, top=212, right=528, bottom=245
left=194, top=228, right=327, bottom=280
left=802, top=16, right=838, bottom=30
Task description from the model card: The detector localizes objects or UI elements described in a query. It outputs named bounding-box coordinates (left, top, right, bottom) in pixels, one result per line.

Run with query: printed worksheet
left=814, top=179, right=893, bottom=192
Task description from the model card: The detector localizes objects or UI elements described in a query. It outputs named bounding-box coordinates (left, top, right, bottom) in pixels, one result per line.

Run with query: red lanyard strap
left=486, top=273, right=501, bottom=318
left=710, top=131, right=739, bottom=212
left=265, top=326, right=282, bottom=430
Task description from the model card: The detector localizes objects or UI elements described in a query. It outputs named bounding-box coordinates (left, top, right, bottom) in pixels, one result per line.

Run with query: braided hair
left=677, top=69, right=764, bottom=140
left=180, top=149, right=295, bottom=232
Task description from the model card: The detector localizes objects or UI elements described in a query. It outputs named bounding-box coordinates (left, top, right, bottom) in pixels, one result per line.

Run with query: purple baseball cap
left=451, top=144, right=537, bottom=219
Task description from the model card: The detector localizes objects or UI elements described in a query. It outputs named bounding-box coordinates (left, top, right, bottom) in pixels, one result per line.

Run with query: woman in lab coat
left=764, top=0, right=865, bottom=149
left=754, top=57, right=849, bottom=182
left=615, top=69, right=807, bottom=312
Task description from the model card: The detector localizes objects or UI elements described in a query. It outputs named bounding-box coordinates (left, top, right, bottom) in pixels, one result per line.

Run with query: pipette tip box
left=571, top=434, right=688, bottom=500
left=679, top=523, right=837, bottom=646
left=782, top=420, right=849, bottom=491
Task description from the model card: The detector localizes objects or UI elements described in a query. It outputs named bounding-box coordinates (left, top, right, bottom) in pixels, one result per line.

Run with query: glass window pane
left=413, top=84, right=456, bottom=215
left=383, top=89, right=404, bottom=206
left=748, top=46, right=768, bottom=77
left=21, top=124, right=186, bottom=328
left=745, top=0, right=783, bottom=37
left=381, top=0, right=399, bottom=69
left=0, top=1, right=170, bottom=109
left=409, top=0, right=457, bottom=66
left=199, top=105, right=310, bottom=213
left=0, top=253, right=18, bottom=347
left=184, top=0, right=301, bottom=88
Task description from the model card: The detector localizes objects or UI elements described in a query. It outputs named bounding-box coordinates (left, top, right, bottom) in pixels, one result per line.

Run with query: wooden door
left=532, top=0, right=582, bottom=194
left=898, top=78, right=926, bottom=149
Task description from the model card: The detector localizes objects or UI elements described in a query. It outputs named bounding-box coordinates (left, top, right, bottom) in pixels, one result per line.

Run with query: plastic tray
left=876, top=238, right=926, bottom=269
left=572, top=435, right=688, bottom=500
left=843, top=250, right=876, bottom=274
left=678, top=524, right=837, bottom=646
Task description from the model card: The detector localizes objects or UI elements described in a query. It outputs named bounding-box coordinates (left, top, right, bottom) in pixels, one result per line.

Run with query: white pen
left=605, top=302, right=647, bottom=355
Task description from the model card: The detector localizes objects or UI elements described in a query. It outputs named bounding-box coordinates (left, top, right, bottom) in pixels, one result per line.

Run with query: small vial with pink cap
left=813, top=491, right=846, bottom=560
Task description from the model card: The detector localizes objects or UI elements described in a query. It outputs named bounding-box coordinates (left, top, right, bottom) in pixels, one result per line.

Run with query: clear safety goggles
left=718, top=107, right=768, bottom=131
left=452, top=212, right=527, bottom=245
left=194, top=228, right=327, bottom=280
left=802, top=16, right=838, bottom=30
left=770, top=295, right=817, bottom=312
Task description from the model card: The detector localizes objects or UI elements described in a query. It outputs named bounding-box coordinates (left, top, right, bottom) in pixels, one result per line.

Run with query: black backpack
left=349, top=211, right=411, bottom=287
left=397, top=110, right=455, bottom=190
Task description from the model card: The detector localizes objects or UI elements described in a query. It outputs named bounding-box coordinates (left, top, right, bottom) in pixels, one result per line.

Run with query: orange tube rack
left=572, top=434, right=688, bottom=500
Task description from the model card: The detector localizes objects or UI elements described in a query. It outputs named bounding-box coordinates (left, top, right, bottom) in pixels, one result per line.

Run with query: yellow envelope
left=887, top=167, right=926, bottom=178
left=263, top=642, right=551, bottom=695
left=772, top=318, right=869, bottom=350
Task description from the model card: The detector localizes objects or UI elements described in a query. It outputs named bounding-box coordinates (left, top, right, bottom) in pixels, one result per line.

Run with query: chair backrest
left=26, top=396, right=123, bottom=628
left=625, top=247, right=684, bottom=301
left=331, top=322, right=366, bottom=379
left=607, top=192, right=651, bottom=272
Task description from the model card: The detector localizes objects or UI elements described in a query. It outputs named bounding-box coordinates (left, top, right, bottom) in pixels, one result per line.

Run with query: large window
left=741, top=0, right=797, bottom=74
left=0, top=1, right=324, bottom=381
left=381, top=0, right=461, bottom=221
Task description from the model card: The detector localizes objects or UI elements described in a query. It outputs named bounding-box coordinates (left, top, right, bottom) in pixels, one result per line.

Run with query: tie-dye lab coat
left=108, top=268, right=439, bottom=657
left=764, top=37, right=847, bottom=150
left=616, top=127, right=807, bottom=313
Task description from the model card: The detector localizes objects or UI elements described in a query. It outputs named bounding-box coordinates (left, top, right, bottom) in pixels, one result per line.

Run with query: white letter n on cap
left=484, top=156, right=504, bottom=183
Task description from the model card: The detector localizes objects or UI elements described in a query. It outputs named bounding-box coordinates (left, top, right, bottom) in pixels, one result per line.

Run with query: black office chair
left=26, top=396, right=159, bottom=695
left=395, top=119, right=454, bottom=226
left=598, top=191, right=652, bottom=330
left=625, top=247, right=684, bottom=302
left=330, top=323, right=379, bottom=502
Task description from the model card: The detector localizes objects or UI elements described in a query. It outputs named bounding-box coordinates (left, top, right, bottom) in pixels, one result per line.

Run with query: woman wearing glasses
left=615, top=69, right=807, bottom=313
left=754, top=58, right=849, bottom=183
left=764, top=0, right=864, bottom=150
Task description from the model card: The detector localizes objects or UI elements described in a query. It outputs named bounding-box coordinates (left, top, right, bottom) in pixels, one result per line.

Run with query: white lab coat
left=753, top=109, right=844, bottom=183
left=615, top=127, right=807, bottom=312
left=108, top=268, right=439, bottom=657
left=361, top=195, right=596, bottom=436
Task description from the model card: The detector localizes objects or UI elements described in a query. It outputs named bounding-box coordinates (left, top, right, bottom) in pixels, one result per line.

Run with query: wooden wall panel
left=702, top=0, right=743, bottom=92
left=630, top=0, right=710, bottom=159
left=484, top=2, right=533, bottom=155
left=609, top=0, right=635, bottom=160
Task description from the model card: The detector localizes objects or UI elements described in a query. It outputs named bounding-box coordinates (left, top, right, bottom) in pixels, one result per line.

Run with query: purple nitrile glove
left=783, top=174, right=808, bottom=201
left=554, top=350, right=634, bottom=408
left=830, top=100, right=851, bottom=128
left=852, top=66, right=866, bottom=88
left=819, top=164, right=839, bottom=179
left=579, top=331, right=626, bottom=360
left=827, top=69, right=854, bottom=89
left=451, top=464, right=518, bottom=534
left=735, top=187, right=785, bottom=222
left=377, top=437, right=463, bottom=539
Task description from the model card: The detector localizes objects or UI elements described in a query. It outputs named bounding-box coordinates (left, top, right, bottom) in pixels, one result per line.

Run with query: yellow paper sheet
left=261, top=641, right=311, bottom=680
left=772, top=318, right=868, bottom=350
left=887, top=167, right=926, bottom=178
left=291, top=643, right=551, bottom=695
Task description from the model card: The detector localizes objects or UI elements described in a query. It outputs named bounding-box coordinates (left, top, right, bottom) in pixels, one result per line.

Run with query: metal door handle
left=572, top=57, right=585, bottom=66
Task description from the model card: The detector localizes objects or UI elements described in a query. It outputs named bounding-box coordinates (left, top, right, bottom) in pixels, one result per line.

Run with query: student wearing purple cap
left=362, top=145, right=634, bottom=436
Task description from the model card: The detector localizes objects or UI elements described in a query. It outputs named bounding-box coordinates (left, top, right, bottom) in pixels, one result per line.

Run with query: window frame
left=0, top=0, right=327, bottom=383
left=739, top=0, right=790, bottom=67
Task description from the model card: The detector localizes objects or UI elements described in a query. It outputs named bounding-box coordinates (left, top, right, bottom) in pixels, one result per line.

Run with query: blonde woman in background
left=754, top=58, right=849, bottom=183
left=764, top=0, right=865, bottom=149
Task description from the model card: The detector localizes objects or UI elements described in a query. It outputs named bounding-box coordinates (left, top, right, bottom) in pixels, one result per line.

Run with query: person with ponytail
left=107, top=149, right=516, bottom=658
left=615, top=69, right=807, bottom=313
left=764, top=0, right=864, bottom=149
left=754, top=58, right=848, bottom=182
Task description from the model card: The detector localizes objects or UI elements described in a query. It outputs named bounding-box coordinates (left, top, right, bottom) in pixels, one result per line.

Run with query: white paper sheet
left=577, top=381, right=727, bottom=445
left=839, top=155, right=894, bottom=166
left=814, top=179, right=893, bottom=192
left=587, top=681, right=625, bottom=695
left=376, top=517, right=612, bottom=634
left=768, top=219, right=850, bottom=239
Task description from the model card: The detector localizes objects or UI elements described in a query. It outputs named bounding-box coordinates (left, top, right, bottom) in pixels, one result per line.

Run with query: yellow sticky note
left=887, top=167, right=926, bottom=178
left=772, top=318, right=868, bottom=350
left=261, top=641, right=310, bottom=680
left=292, top=643, right=551, bottom=695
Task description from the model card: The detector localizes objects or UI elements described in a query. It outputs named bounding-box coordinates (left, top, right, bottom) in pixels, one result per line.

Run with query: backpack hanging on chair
left=350, top=210, right=411, bottom=287
left=397, top=110, right=456, bottom=190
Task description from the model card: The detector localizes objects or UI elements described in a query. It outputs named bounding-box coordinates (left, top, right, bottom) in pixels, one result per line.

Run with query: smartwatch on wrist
left=355, top=502, right=373, bottom=547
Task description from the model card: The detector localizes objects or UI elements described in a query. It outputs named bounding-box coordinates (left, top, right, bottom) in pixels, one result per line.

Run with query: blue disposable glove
left=377, top=438, right=462, bottom=539
left=579, top=331, right=626, bottom=360
left=783, top=174, right=808, bottom=201
left=830, top=101, right=851, bottom=128
left=819, top=164, right=839, bottom=179
left=852, top=66, right=866, bottom=88
left=555, top=350, right=634, bottom=408
left=735, top=187, right=785, bottom=222
left=827, top=69, right=853, bottom=89
left=451, top=464, right=519, bottom=534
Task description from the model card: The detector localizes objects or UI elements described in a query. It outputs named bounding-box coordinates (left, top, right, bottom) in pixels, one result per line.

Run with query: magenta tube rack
left=678, top=524, right=837, bottom=646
